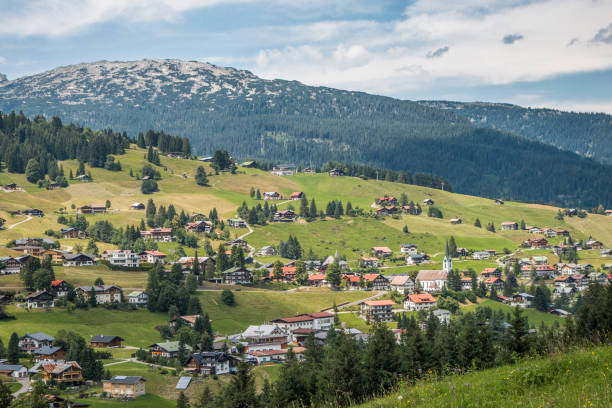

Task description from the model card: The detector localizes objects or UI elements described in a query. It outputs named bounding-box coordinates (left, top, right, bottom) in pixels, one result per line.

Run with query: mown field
left=462, top=299, right=563, bottom=327
left=356, top=346, right=612, bottom=408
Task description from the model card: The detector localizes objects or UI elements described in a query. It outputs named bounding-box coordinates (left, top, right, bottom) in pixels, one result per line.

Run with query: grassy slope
left=357, top=346, right=612, bottom=408
left=198, top=288, right=372, bottom=334
left=462, top=299, right=563, bottom=327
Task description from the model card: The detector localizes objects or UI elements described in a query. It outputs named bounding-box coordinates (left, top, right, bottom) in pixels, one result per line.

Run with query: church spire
left=445, top=240, right=450, bottom=258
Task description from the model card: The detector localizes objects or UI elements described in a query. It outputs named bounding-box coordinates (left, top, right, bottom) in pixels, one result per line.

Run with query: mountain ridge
left=1, top=58, right=611, bottom=207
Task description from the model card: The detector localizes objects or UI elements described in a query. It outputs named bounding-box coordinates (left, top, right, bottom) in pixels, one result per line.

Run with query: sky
left=1, top=0, right=612, bottom=113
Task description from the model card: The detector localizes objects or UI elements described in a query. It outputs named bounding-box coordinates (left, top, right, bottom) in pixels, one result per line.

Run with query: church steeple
left=443, top=240, right=452, bottom=273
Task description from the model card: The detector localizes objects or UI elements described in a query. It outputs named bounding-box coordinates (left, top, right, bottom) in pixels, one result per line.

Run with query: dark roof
left=191, top=352, right=229, bottom=364
left=34, top=345, right=62, bottom=355
left=64, top=253, right=95, bottom=261
left=21, top=332, right=54, bottom=341
left=106, top=376, right=145, bottom=384
left=90, top=335, right=123, bottom=343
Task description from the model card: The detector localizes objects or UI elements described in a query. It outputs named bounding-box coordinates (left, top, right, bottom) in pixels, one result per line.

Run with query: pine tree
left=0, top=379, right=13, bottom=408
left=195, top=166, right=209, bottom=186
left=220, top=363, right=259, bottom=408
left=7, top=332, right=19, bottom=364
left=508, top=306, right=529, bottom=355
left=256, top=189, right=261, bottom=200
left=299, top=195, right=309, bottom=218
left=177, top=391, right=188, bottom=408
left=25, top=158, right=42, bottom=183
left=326, top=261, right=341, bottom=286
left=474, top=218, right=481, bottom=228
left=448, top=236, right=458, bottom=257
left=309, top=199, right=317, bottom=220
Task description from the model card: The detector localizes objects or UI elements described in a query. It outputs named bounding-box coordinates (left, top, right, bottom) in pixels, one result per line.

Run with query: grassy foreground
left=357, top=346, right=612, bottom=408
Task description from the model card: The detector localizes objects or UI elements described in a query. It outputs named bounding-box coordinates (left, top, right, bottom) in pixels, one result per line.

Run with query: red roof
left=485, top=277, right=501, bottom=283
left=361, top=257, right=378, bottom=261
left=363, top=273, right=382, bottom=282
left=372, top=246, right=392, bottom=253
left=51, top=279, right=65, bottom=287
left=406, top=293, right=436, bottom=304
left=282, top=266, right=297, bottom=273
left=363, top=300, right=395, bottom=306
left=290, top=192, right=303, bottom=198
left=521, top=265, right=554, bottom=271
left=307, top=312, right=334, bottom=318
left=145, top=250, right=166, bottom=256
left=343, top=275, right=361, bottom=283
left=308, top=274, right=326, bottom=281
left=555, top=275, right=571, bottom=281
left=274, top=315, right=313, bottom=323
left=482, top=267, right=498, bottom=274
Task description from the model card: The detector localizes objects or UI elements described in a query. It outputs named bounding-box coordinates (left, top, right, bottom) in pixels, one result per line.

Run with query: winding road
left=5, top=215, right=32, bottom=230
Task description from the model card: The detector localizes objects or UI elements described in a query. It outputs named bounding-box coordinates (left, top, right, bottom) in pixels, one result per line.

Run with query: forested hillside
left=419, top=100, right=612, bottom=164
left=1, top=60, right=612, bottom=207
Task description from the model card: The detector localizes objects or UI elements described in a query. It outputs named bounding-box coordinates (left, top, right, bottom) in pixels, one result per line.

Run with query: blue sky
left=1, top=0, right=611, bottom=113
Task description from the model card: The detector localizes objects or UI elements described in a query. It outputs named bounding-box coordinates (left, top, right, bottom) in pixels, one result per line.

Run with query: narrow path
left=5, top=215, right=32, bottom=230
left=11, top=378, right=29, bottom=397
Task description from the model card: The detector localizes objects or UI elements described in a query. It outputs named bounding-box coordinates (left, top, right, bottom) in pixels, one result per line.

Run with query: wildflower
left=398, top=395, right=403, bottom=401
left=465, top=382, right=470, bottom=387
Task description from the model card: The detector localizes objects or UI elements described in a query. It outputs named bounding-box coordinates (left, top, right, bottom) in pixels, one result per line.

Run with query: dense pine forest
left=420, top=101, right=612, bottom=165
left=2, top=60, right=612, bottom=207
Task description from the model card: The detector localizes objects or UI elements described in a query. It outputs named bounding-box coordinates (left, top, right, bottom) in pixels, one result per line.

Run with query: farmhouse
left=484, top=277, right=504, bottom=291
left=130, top=202, right=145, bottom=210
left=472, top=251, right=491, bottom=260
left=264, top=191, right=281, bottom=200
left=77, top=204, right=107, bottom=214
left=140, top=227, right=174, bottom=242
left=585, top=240, right=604, bottom=250
left=248, top=347, right=306, bottom=365
left=449, top=218, right=462, bottom=225
left=307, top=273, right=326, bottom=286
left=90, top=335, right=124, bottom=348
left=481, top=268, right=502, bottom=279
left=290, top=191, right=304, bottom=200
left=0, top=256, right=23, bottom=275
left=0, top=365, right=28, bottom=378
left=50, top=279, right=69, bottom=297
left=510, top=293, right=534, bottom=308
left=376, top=196, right=398, bottom=206
left=76, top=285, right=122, bottom=304
left=39, top=361, right=83, bottom=384
left=375, top=206, right=399, bottom=216
left=423, top=198, right=434, bottom=205
left=360, top=257, right=379, bottom=268
left=363, top=273, right=390, bottom=290
left=501, top=221, right=518, bottom=230
left=103, top=376, right=147, bottom=398
left=241, top=325, right=288, bottom=352
left=274, top=210, right=296, bottom=222
left=404, top=293, right=437, bottom=311
left=400, top=244, right=418, bottom=255
left=24, top=290, right=56, bottom=308
left=171, top=315, right=201, bottom=328
left=328, top=169, right=343, bottom=176
left=22, top=209, right=45, bottom=217
left=526, top=237, right=549, bottom=249
left=360, top=300, right=395, bottom=322
left=185, top=220, right=213, bottom=233
left=415, top=270, right=448, bottom=292
left=258, top=246, right=277, bottom=256
left=270, top=164, right=296, bottom=176
left=60, top=227, right=87, bottom=239
left=186, top=352, right=236, bottom=375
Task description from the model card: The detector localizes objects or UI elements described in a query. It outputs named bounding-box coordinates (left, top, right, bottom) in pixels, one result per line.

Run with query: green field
left=357, top=346, right=612, bottom=408
left=462, top=299, right=563, bottom=327
left=77, top=394, right=174, bottom=408
left=197, top=288, right=372, bottom=334
left=0, top=306, right=167, bottom=347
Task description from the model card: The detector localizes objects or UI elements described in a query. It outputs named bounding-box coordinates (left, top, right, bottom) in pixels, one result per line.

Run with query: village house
left=228, top=218, right=247, bottom=228
left=328, top=169, right=343, bottom=176
left=76, top=285, right=122, bottom=304
left=185, top=352, right=236, bottom=375
left=433, top=309, right=451, bottom=324
left=460, top=277, right=473, bottom=291
left=290, top=191, right=304, bottom=200
left=34, top=346, right=66, bottom=362
left=11, top=245, right=47, bottom=257
left=258, top=246, right=277, bottom=256
left=41, top=248, right=67, bottom=263
left=22, top=208, right=45, bottom=217
left=423, top=198, right=434, bottom=205
left=63, top=253, right=95, bottom=267
left=404, top=293, right=437, bottom=311
left=376, top=196, right=398, bottom=205
left=526, top=237, right=549, bottom=249
left=360, top=300, right=395, bottom=322
left=585, top=240, right=604, bottom=250
left=171, top=315, right=201, bottom=329
left=371, top=246, right=393, bottom=258
left=531, top=256, right=548, bottom=265
left=241, top=325, right=288, bottom=352
left=501, top=221, right=519, bottom=230
left=472, top=251, right=491, bottom=260
left=248, top=347, right=307, bottom=366
left=270, top=164, right=296, bottom=176
left=90, top=335, right=124, bottom=348
left=77, top=204, right=107, bottom=214
left=400, top=244, right=419, bottom=255
left=375, top=206, right=399, bottom=216
left=363, top=273, right=390, bottom=290
left=102, top=249, right=140, bottom=267
left=307, top=273, right=326, bottom=286
left=449, top=218, right=462, bottom=225
left=185, top=220, right=213, bottom=233
left=128, top=290, right=148, bottom=305
left=38, top=361, right=83, bottom=384
left=481, top=268, right=502, bottom=279
left=19, top=332, right=54, bottom=353
left=521, top=264, right=555, bottom=279
left=50, top=279, right=69, bottom=297
left=272, top=312, right=334, bottom=332
left=510, top=293, right=534, bottom=308
left=60, top=227, right=87, bottom=239
left=149, top=341, right=193, bottom=359
left=139, top=250, right=167, bottom=264
left=415, top=270, right=448, bottom=293
left=264, top=191, right=281, bottom=200
left=406, top=253, right=428, bottom=265
left=484, top=277, right=504, bottom=291
left=103, top=376, right=147, bottom=398
left=495, top=198, right=504, bottom=205
left=342, top=274, right=362, bottom=290
left=223, top=266, right=253, bottom=285
left=177, top=256, right=214, bottom=271
left=389, top=276, right=414, bottom=294
left=553, top=286, right=577, bottom=299
left=0, top=256, right=23, bottom=274
left=360, top=257, right=379, bottom=268
left=274, top=209, right=296, bottom=222
left=25, top=290, right=56, bottom=308
left=140, top=227, right=174, bottom=242
left=554, top=275, right=575, bottom=288
left=0, top=365, right=28, bottom=378
left=130, top=202, right=145, bottom=210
